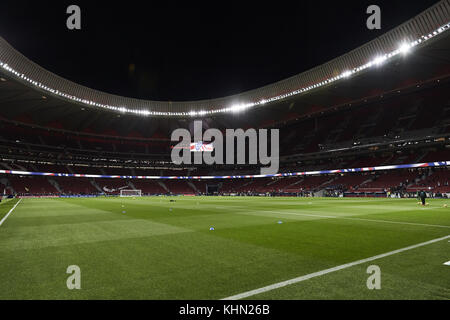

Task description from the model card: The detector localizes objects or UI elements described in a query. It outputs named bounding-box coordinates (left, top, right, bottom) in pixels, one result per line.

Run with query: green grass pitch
left=0, top=196, right=449, bottom=300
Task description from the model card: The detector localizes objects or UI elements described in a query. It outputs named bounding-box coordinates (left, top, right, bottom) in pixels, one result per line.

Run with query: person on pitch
left=418, top=190, right=427, bottom=206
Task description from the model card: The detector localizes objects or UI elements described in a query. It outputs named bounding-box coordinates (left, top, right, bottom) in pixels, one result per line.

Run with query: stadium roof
left=0, top=0, right=449, bottom=118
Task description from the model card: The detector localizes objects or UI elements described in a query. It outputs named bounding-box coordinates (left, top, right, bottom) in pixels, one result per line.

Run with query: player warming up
left=418, top=190, right=427, bottom=206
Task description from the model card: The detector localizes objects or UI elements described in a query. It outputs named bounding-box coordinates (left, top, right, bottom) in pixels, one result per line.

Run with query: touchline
left=171, top=121, right=279, bottom=175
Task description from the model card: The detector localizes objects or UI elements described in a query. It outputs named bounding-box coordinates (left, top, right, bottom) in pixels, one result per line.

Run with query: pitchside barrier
left=0, top=161, right=449, bottom=180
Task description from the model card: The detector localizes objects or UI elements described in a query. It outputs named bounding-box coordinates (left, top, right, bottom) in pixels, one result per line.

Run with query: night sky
left=0, top=0, right=440, bottom=101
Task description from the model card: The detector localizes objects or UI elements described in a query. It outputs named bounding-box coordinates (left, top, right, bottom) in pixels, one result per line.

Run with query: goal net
left=120, top=189, right=142, bottom=197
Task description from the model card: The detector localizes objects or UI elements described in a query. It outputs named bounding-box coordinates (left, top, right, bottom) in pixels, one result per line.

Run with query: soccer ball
left=444, top=204, right=448, bottom=208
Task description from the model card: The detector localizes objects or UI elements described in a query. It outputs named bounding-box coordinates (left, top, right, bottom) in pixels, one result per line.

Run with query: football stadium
left=0, top=1, right=450, bottom=303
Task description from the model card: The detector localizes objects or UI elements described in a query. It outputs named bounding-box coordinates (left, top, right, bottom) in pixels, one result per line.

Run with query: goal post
left=120, top=189, right=142, bottom=197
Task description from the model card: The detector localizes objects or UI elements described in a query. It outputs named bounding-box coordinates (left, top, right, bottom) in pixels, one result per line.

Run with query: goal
left=119, top=189, right=142, bottom=197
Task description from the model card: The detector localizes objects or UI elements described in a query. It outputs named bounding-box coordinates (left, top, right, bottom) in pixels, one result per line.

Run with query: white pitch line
left=222, top=234, right=450, bottom=300
left=214, top=204, right=450, bottom=229
left=243, top=209, right=450, bottom=229
left=338, top=216, right=450, bottom=229
left=0, top=198, right=22, bottom=227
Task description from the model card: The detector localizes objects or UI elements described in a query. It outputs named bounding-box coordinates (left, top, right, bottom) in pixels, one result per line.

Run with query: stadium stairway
left=282, top=178, right=305, bottom=191
left=158, top=181, right=169, bottom=193
left=48, top=178, right=63, bottom=193
left=260, top=177, right=301, bottom=193
left=358, top=170, right=421, bottom=192
left=407, top=169, right=449, bottom=192
left=414, top=151, right=429, bottom=163
left=317, top=176, right=339, bottom=190
left=54, top=177, right=98, bottom=194
left=313, top=176, right=340, bottom=195
left=90, top=180, right=103, bottom=193
left=130, top=180, right=167, bottom=195
left=314, top=189, right=326, bottom=197
left=0, top=177, right=14, bottom=194
left=283, top=178, right=305, bottom=192
left=187, top=181, right=199, bottom=193
left=128, top=181, right=138, bottom=190
left=0, top=162, right=13, bottom=170
left=265, top=179, right=280, bottom=187
left=66, top=166, right=74, bottom=174
left=240, top=180, right=257, bottom=190
left=7, top=176, right=59, bottom=195
left=12, top=163, right=27, bottom=171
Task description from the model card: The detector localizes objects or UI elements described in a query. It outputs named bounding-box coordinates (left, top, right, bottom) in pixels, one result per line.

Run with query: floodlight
left=372, top=55, right=387, bottom=66
left=399, top=42, right=411, bottom=54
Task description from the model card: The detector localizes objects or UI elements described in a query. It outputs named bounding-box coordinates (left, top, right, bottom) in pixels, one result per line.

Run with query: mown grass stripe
left=222, top=234, right=450, bottom=300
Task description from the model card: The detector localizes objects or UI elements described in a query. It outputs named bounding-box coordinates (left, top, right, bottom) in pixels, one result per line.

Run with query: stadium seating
left=0, top=79, right=448, bottom=197
left=328, top=174, right=373, bottom=191
left=357, top=171, right=420, bottom=192
left=407, top=169, right=450, bottom=193
left=163, top=180, right=196, bottom=195
left=5, top=175, right=59, bottom=195
left=55, top=177, right=98, bottom=195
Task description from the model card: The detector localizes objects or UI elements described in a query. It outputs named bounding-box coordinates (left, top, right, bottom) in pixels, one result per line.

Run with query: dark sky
left=0, top=0, right=440, bottom=101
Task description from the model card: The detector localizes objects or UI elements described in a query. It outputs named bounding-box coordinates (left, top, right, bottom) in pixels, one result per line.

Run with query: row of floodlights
left=0, top=23, right=449, bottom=117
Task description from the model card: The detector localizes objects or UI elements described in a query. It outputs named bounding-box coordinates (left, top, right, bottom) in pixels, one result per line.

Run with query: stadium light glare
left=230, top=104, right=245, bottom=113
left=372, top=55, right=387, bottom=66
left=341, top=70, right=352, bottom=78
left=399, top=42, right=411, bottom=54
left=0, top=22, right=449, bottom=117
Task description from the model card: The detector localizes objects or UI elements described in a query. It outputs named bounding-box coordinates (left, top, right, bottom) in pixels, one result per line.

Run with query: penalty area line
left=221, top=234, right=450, bottom=300
left=0, top=198, right=22, bottom=227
